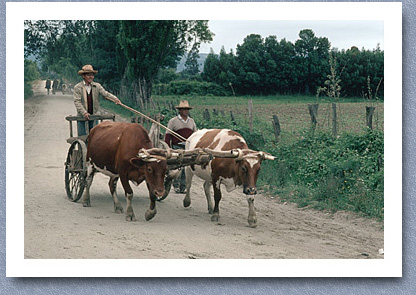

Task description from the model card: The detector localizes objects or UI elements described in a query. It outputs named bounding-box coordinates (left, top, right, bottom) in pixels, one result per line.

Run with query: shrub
left=261, top=129, right=384, bottom=219
left=156, top=80, right=228, bottom=96
left=24, top=59, right=40, bottom=99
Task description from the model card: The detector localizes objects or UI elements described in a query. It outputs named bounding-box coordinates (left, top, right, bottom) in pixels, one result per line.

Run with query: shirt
left=83, top=80, right=92, bottom=94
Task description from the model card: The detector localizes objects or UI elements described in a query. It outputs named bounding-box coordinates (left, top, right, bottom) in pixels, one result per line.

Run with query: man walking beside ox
left=165, top=100, right=197, bottom=193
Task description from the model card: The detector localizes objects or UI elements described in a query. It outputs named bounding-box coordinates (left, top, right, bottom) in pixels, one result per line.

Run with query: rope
left=109, top=98, right=187, bottom=142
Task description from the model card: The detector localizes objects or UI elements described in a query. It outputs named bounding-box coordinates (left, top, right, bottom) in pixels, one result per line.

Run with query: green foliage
left=202, top=30, right=383, bottom=98
left=334, top=45, right=384, bottom=97
left=157, top=80, right=227, bottom=96
left=117, top=20, right=213, bottom=103
left=24, top=59, right=40, bottom=99
left=24, top=21, right=383, bottom=100
left=262, top=129, right=384, bottom=219
left=48, top=57, right=79, bottom=84
left=183, top=44, right=201, bottom=76
left=24, top=20, right=213, bottom=104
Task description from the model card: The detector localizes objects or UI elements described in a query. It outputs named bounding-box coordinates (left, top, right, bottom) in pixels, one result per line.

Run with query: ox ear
left=130, top=157, right=146, bottom=168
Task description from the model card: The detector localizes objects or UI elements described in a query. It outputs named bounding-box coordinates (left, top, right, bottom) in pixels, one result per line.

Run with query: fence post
left=230, top=111, right=236, bottom=125
left=366, top=106, right=375, bottom=129
left=272, top=115, right=281, bottom=142
left=248, top=99, right=253, bottom=133
left=203, top=109, right=211, bottom=121
left=332, top=102, right=337, bottom=138
left=308, top=104, right=319, bottom=133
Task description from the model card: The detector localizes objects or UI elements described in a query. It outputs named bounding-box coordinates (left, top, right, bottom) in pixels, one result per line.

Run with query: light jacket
left=73, top=81, right=118, bottom=116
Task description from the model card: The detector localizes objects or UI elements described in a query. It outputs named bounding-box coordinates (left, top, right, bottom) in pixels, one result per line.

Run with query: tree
left=183, top=43, right=201, bottom=76
left=24, top=59, right=40, bottom=99
left=235, top=34, right=266, bottom=94
left=24, top=20, right=94, bottom=84
left=117, top=20, right=213, bottom=105
left=295, top=29, right=330, bottom=94
left=202, top=49, right=221, bottom=83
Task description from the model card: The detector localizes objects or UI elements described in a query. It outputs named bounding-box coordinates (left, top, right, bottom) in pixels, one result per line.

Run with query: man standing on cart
left=73, top=64, right=121, bottom=136
left=165, top=100, right=197, bottom=193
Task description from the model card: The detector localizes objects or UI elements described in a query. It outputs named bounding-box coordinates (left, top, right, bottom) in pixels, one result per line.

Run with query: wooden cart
left=64, top=114, right=115, bottom=201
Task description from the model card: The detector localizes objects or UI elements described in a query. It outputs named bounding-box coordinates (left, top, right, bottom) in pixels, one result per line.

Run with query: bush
left=156, top=80, right=228, bottom=96
left=24, top=59, right=40, bottom=99
left=261, top=129, right=384, bottom=219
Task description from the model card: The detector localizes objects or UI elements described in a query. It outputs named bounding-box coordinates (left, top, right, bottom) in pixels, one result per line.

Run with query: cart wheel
left=65, top=139, right=87, bottom=202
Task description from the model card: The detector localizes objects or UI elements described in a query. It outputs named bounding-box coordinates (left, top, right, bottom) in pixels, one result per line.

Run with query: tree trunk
left=137, top=77, right=153, bottom=106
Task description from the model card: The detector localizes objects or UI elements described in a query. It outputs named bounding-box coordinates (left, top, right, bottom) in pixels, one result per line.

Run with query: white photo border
left=7, top=1, right=402, bottom=277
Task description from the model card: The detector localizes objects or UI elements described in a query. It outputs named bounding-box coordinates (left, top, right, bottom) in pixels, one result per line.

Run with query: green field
left=103, top=95, right=384, bottom=220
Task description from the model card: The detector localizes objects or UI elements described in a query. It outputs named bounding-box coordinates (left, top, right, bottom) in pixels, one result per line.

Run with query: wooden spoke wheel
left=65, top=139, right=87, bottom=202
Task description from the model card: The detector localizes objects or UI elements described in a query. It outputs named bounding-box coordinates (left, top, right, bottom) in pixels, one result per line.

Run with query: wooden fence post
left=308, top=104, right=319, bottom=133
left=230, top=111, right=237, bottom=125
left=332, top=102, right=338, bottom=138
left=366, top=106, right=375, bottom=129
left=248, top=99, right=253, bottom=133
left=203, top=109, right=211, bottom=121
left=272, top=115, right=281, bottom=142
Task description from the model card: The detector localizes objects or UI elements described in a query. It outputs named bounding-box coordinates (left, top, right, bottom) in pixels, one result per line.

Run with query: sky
left=199, top=20, right=384, bottom=54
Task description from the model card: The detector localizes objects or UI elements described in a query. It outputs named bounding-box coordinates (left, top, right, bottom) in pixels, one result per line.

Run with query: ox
left=184, top=129, right=274, bottom=227
left=82, top=121, right=167, bottom=221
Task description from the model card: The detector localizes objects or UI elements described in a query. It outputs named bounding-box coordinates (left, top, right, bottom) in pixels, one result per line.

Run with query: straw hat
left=78, top=65, right=98, bottom=76
left=175, top=100, right=193, bottom=109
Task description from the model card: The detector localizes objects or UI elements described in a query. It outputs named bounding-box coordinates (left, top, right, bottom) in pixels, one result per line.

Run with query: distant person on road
left=52, top=79, right=59, bottom=95
left=165, top=100, right=197, bottom=193
left=73, top=64, right=121, bottom=136
left=45, top=79, right=51, bottom=95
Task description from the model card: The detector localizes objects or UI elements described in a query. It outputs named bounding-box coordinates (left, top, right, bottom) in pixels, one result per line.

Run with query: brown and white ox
left=184, top=129, right=274, bottom=227
left=82, top=121, right=167, bottom=222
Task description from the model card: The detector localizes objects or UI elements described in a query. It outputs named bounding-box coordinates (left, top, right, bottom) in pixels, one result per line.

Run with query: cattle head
left=130, top=149, right=168, bottom=200
left=235, top=150, right=275, bottom=197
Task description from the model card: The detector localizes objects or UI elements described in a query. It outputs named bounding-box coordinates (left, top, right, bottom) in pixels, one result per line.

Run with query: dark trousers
left=172, top=144, right=186, bottom=192
left=77, top=120, right=97, bottom=136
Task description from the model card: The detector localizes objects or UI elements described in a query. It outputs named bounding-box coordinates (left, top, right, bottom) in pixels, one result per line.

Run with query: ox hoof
left=125, top=214, right=137, bottom=222
left=145, top=209, right=157, bottom=221
left=211, top=213, right=219, bottom=222
left=114, top=206, right=124, bottom=214
left=183, top=198, right=191, bottom=208
left=248, top=217, right=257, bottom=228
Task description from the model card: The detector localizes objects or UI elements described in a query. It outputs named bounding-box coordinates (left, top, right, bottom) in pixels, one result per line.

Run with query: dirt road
left=24, top=80, right=383, bottom=259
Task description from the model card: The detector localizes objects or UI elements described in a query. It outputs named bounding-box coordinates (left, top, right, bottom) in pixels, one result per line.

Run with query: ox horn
left=259, top=151, right=276, bottom=161
left=241, top=151, right=276, bottom=161
left=137, top=148, right=166, bottom=162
